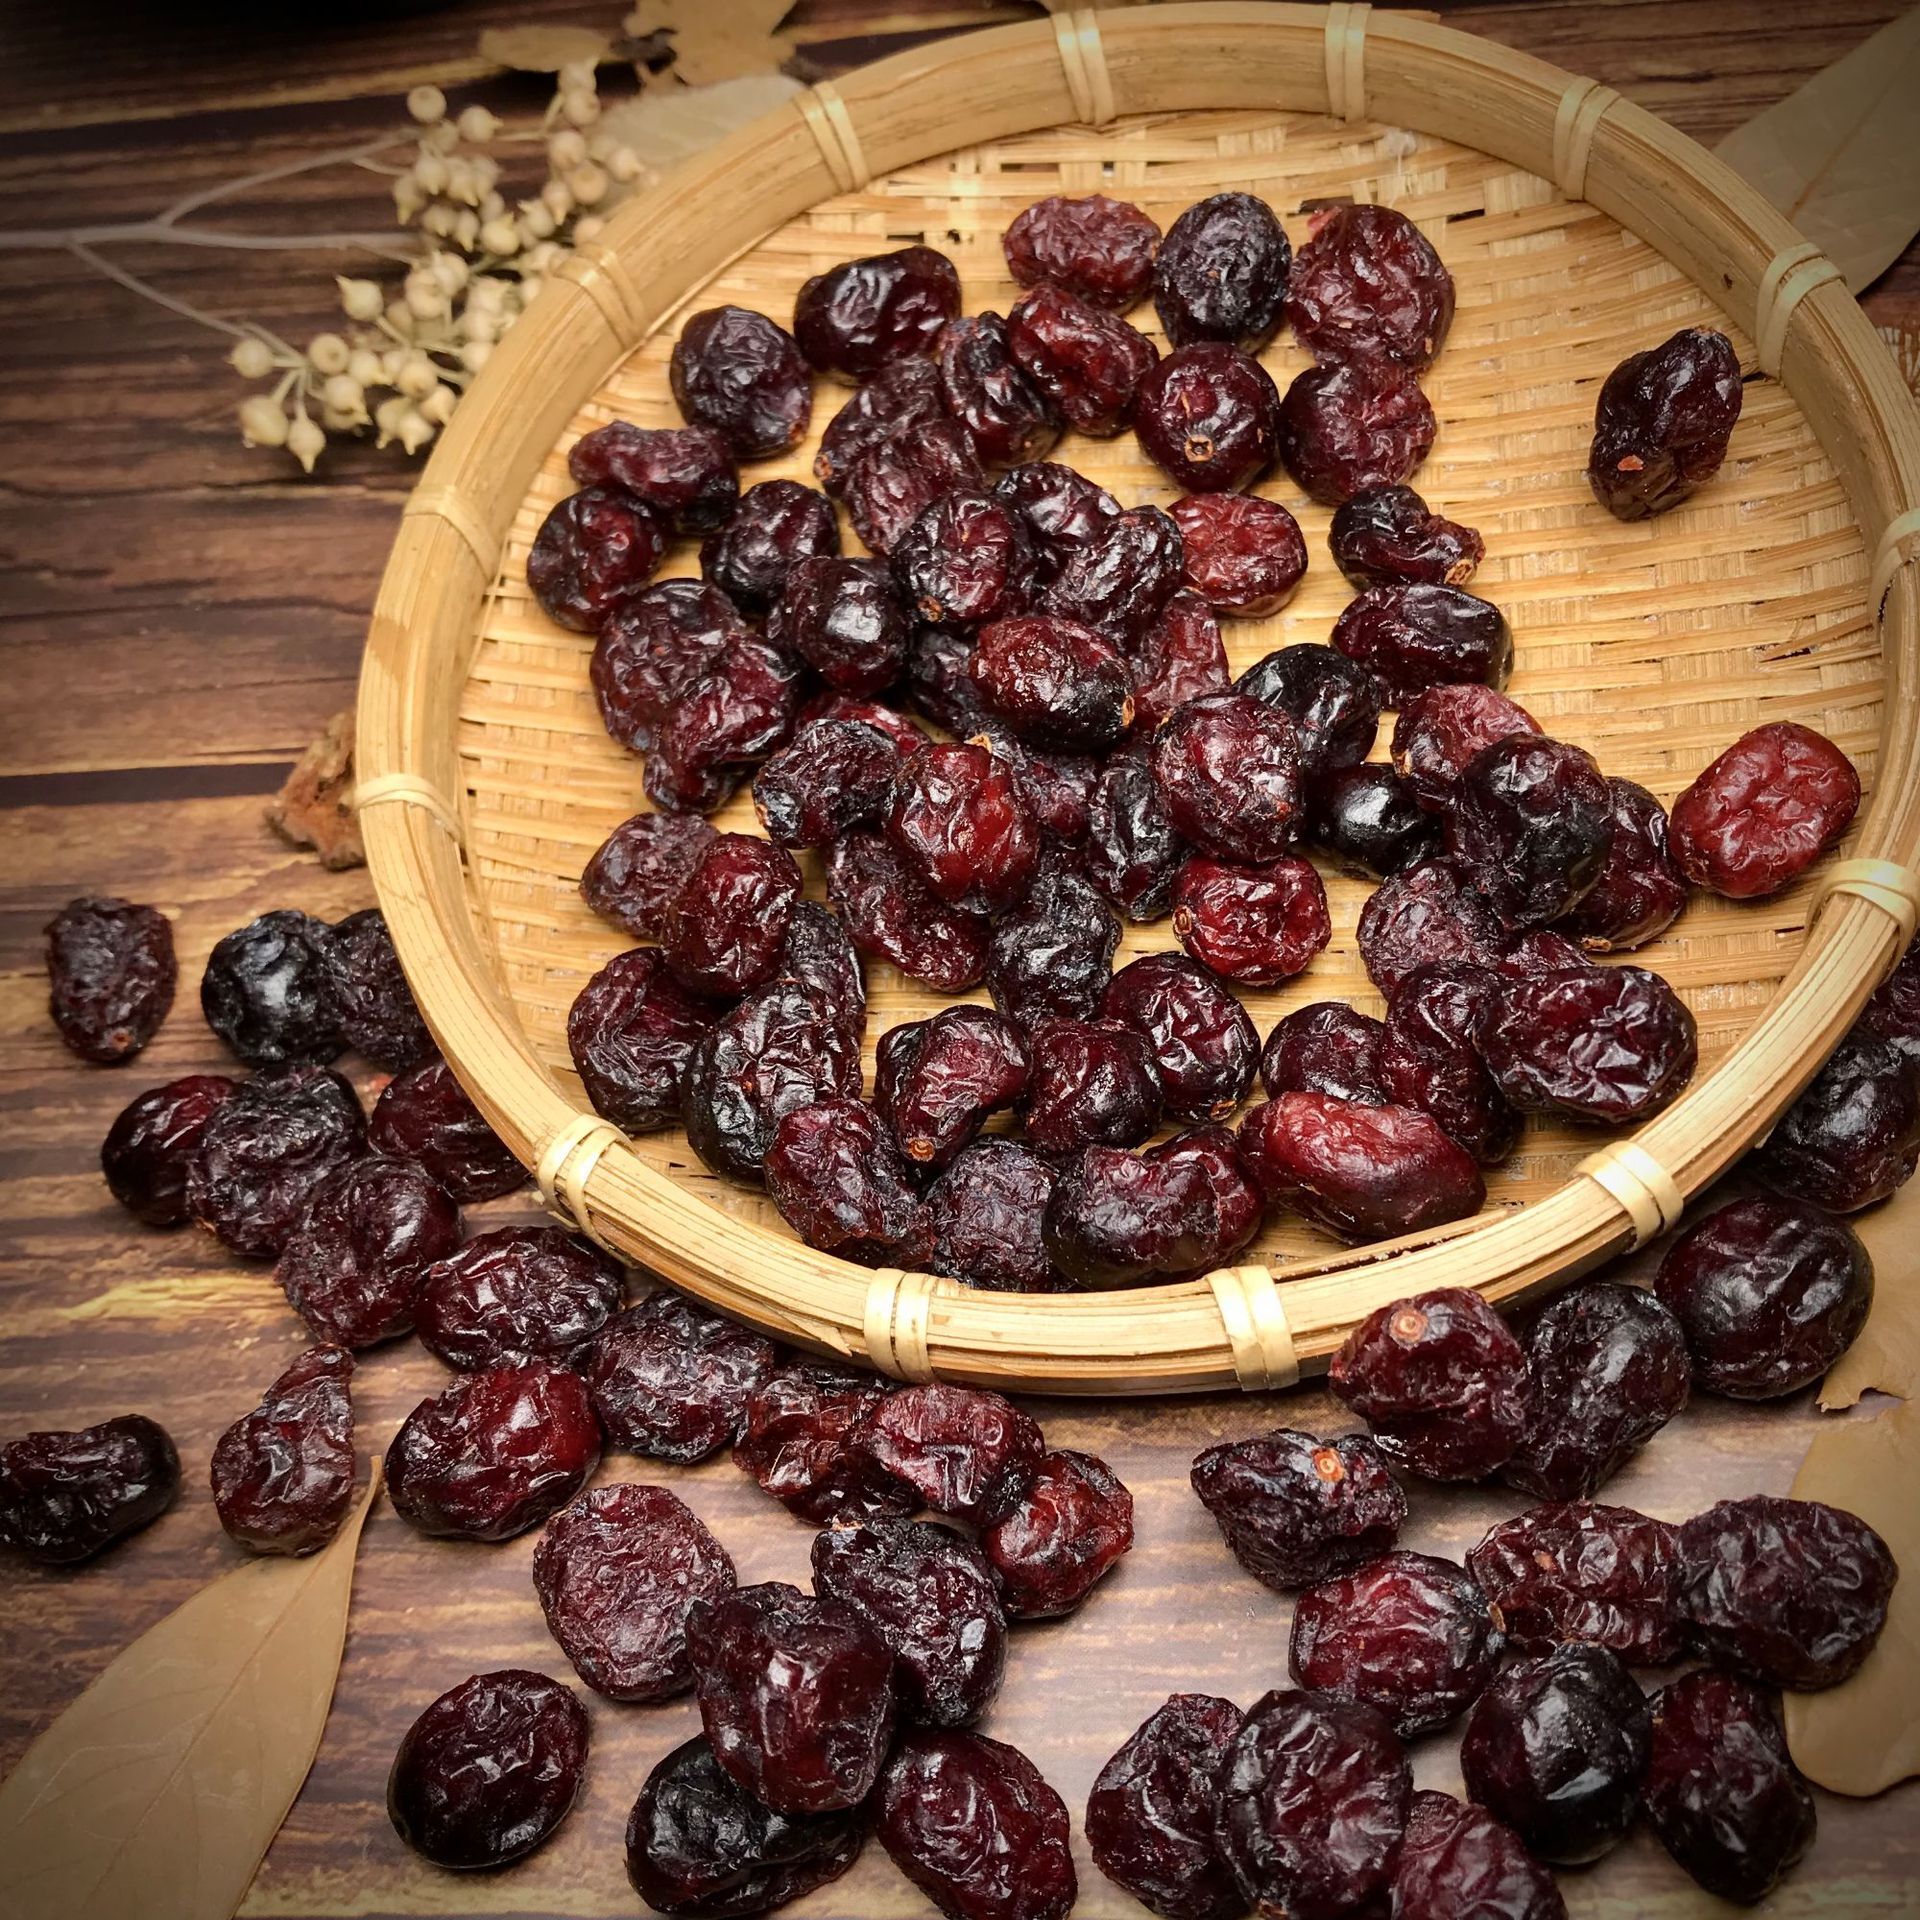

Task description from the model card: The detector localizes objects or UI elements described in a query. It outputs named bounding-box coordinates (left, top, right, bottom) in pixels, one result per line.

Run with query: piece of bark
left=266, top=709, right=363, bottom=870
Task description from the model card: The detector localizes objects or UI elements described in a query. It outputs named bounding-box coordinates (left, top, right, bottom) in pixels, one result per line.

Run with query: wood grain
left=2, top=4, right=1917, bottom=1916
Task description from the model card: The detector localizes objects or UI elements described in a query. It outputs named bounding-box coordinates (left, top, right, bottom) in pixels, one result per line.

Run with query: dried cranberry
left=101, top=1073, right=236, bottom=1226
left=568, top=948, right=714, bottom=1133
left=1171, top=493, right=1307, bottom=617
left=983, top=1446, right=1132, bottom=1617
left=388, top=1361, right=600, bottom=1542
left=1191, top=1428, right=1405, bottom=1592
left=1669, top=720, right=1859, bottom=899
left=671, top=305, right=812, bottom=458
left=1128, top=591, right=1228, bottom=731
left=781, top=871, right=881, bottom=1067
left=648, top=629, right=804, bottom=817
left=1005, top=193, right=1160, bottom=308
left=857, top=1382, right=1044, bottom=1525
left=534, top=1482, right=735, bottom=1702
left=1214, top=1688, right=1410, bottom=1920
left=1500, top=1282, right=1690, bottom=1501
left=414, top=1226, right=622, bottom=1371
left=767, top=1097, right=930, bottom=1265
left=1239, top=1094, right=1486, bottom=1246
left=1008, top=282, right=1158, bottom=436
left=875, top=1007, right=1029, bottom=1174
left=887, top=742, right=1040, bottom=914
left=1134, top=344, right=1280, bottom=493
left=1044, top=503, right=1184, bottom=645
left=1750, top=1028, right=1920, bottom=1212
left=893, top=490, right=1033, bottom=627
left=753, top=718, right=899, bottom=848
left=1173, top=854, right=1331, bottom=986
left=1588, top=326, right=1742, bottom=519
left=1308, top=763, right=1440, bottom=877
left=201, top=909, right=343, bottom=1068
left=899, top=621, right=983, bottom=734
left=1278, top=359, right=1435, bottom=506
left=1498, top=928, right=1593, bottom=977
left=276, top=1154, right=460, bottom=1349
left=1391, top=682, right=1538, bottom=808
left=1641, top=1669, right=1816, bottom=1903
left=190, top=1066, right=367, bottom=1258
left=843, top=417, right=984, bottom=557
left=592, top=580, right=748, bottom=753
left=1389, top=1790, right=1566, bottom=1920
left=322, top=907, right=430, bottom=1071
left=827, top=831, right=991, bottom=993
left=45, top=895, right=174, bottom=1064
left=1153, top=191, right=1291, bottom=350
left=735, top=1361, right=916, bottom=1523
left=387, top=1670, right=587, bottom=1870
left=767, top=554, right=910, bottom=694
left=1860, top=933, right=1920, bottom=1078
left=938, top=312, right=1058, bottom=467
left=1560, top=777, right=1688, bottom=950
left=925, top=1140, right=1068, bottom=1294
left=1235, top=643, right=1382, bottom=776
left=1099, top=951, right=1257, bottom=1120
left=527, top=485, right=669, bottom=632
left=1290, top=1549, right=1504, bottom=1736
left=990, top=879, right=1118, bottom=1044
left=794, top=245, right=960, bottom=381
left=1328, top=1287, right=1526, bottom=1480
left=973, top=613, right=1133, bottom=753
left=814, top=1518, right=1007, bottom=1726
left=1674, top=1493, right=1896, bottom=1688
left=1378, top=963, right=1519, bottom=1164
left=659, top=834, right=801, bottom=998
left=1459, top=1644, right=1649, bottom=1864
left=699, top=478, right=838, bottom=616
left=1086, top=744, right=1188, bottom=921
left=570, top=418, right=738, bottom=532
left=1446, top=735, right=1614, bottom=925
left=1152, top=690, right=1303, bottom=863
left=587, top=1291, right=775, bottom=1463
left=994, top=460, right=1122, bottom=584
left=1331, top=485, right=1483, bottom=588
left=1287, top=204, right=1453, bottom=369
left=816, top=355, right=946, bottom=495
left=1356, top=857, right=1507, bottom=995
left=1260, top=1003, right=1387, bottom=1105
left=1483, top=964, right=1697, bottom=1124
left=1334, top=584, right=1510, bottom=709
left=1022, top=1016, right=1163, bottom=1156
left=210, top=1345, right=355, bottom=1555
left=0, top=1414, right=179, bottom=1565
left=367, top=1056, right=524, bottom=1202
left=800, top=689, right=928, bottom=757
left=879, top=1730, right=1077, bottom=1920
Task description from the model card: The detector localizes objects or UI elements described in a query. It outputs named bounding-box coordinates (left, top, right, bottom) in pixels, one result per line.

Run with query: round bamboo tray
left=356, top=2, right=1920, bottom=1397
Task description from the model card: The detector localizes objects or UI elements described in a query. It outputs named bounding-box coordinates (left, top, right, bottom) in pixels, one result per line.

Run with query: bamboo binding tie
left=1551, top=78, right=1620, bottom=201
left=798, top=82, right=870, bottom=194
left=1817, top=857, right=1920, bottom=952
left=1207, top=1266, right=1299, bottom=1393
left=353, top=772, right=461, bottom=840
left=1053, top=9, right=1115, bottom=129
left=864, top=1268, right=941, bottom=1383
left=1323, top=3, right=1371, bottom=123
left=1870, top=506, right=1920, bottom=615
left=401, top=486, right=496, bottom=577
left=1754, top=241, right=1843, bottom=379
left=1576, top=1140, right=1685, bottom=1250
left=535, top=1112, right=628, bottom=1247
left=554, top=241, right=648, bottom=348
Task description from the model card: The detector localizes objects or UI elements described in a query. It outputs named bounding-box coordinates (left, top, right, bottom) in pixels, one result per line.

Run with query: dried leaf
left=266, top=709, right=363, bottom=870
left=1785, top=1401, right=1920, bottom=1795
left=1819, top=1178, right=1920, bottom=1409
left=478, top=25, right=612, bottom=74
left=623, top=1, right=795, bottom=88
left=1716, top=8, right=1920, bottom=293
left=0, top=1466, right=381, bottom=1920
left=597, top=73, right=804, bottom=178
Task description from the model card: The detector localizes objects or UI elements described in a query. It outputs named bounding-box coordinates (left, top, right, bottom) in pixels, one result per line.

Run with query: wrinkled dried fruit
left=1005, top=193, right=1160, bottom=309
left=1378, top=963, right=1518, bottom=1165
left=1134, top=343, right=1280, bottom=493
left=699, top=479, right=840, bottom=617
left=875, top=1007, right=1030, bottom=1174
left=582, top=812, right=718, bottom=941
left=1560, top=778, right=1689, bottom=951
left=672, top=305, right=813, bottom=458
left=1100, top=951, right=1258, bottom=1121
left=973, top=613, right=1134, bottom=754
left=753, top=718, right=900, bottom=848
left=1748, top=1028, right=1920, bottom=1213
left=857, top=1382, right=1043, bottom=1525
left=593, top=580, right=748, bottom=754
left=888, top=741, right=1041, bottom=915
left=646, top=632, right=803, bottom=817
left=1331, top=485, right=1484, bottom=589
left=587, top=1291, right=776, bottom=1464
left=1128, top=591, right=1228, bottom=732
left=1171, top=492, right=1307, bottom=617
left=938, top=311, right=1058, bottom=467
left=1356, top=857, right=1508, bottom=995
left=1332, top=582, right=1510, bottom=708
left=1153, top=191, right=1291, bottom=351
left=202, top=909, right=343, bottom=1068
left=1045, top=503, right=1184, bottom=646
left=1390, top=1790, right=1566, bottom=1920
left=794, top=246, right=960, bottom=382
left=766, top=1097, right=930, bottom=1266
left=0, top=1413, right=179, bottom=1565
left=735, top=1361, right=916, bottom=1523
left=1308, top=762, right=1440, bottom=877
left=570, top=418, right=738, bottom=533
left=894, top=490, right=1034, bottom=626
left=415, top=1225, right=622, bottom=1371
left=1235, top=643, right=1382, bottom=777
left=1022, top=1016, right=1163, bottom=1156
left=528, top=486, right=669, bottom=632
left=323, top=907, right=431, bottom=1071
left=994, top=460, right=1122, bottom=585
left=1287, top=204, right=1453, bottom=369
left=924, top=1140, right=1068, bottom=1294
left=1086, top=744, right=1188, bottom=921
left=843, top=417, right=984, bottom=558
left=1588, top=326, right=1742, bottom=520
left=662, top=834, right=802, bottom=998
left=817, top=354, right=947, bottom=496
left=1447, top=734, right=1614, bottom=926
left=827, top=832, right=991, bottom=994
left=983, top=1447, right=1132, bottom=1618
left=1260, top=1003, right=1387, bottom=1105
left=210, top=1345, right=355, bottom=1555
left=101, top=1073, right=237, bottom=1226
left=367, top=1055, right=525, bottom=1202
left=1278, top=359, right=1436, bottom=507
left=46, top=895, right=174, bottom=1064
left=780, top=902, right=868, bottom=1082
left=1860, top=933, right=1920, bottom=1078
left=985, top=867, right=1119, bottom=1035
left=1152, top=690, right=1303, bottom=864
left=1670, top=720, right=1859, bottom=899
left=1007, top=282, right=1159, bottom=436
left=569, top=947, right=716, bottom=1133
left=1173, top=854, right=1331, bottom=987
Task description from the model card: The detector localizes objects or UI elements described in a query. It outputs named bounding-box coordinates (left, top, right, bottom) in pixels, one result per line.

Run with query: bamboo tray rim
left=356, top=1, right=1920, bottom=1396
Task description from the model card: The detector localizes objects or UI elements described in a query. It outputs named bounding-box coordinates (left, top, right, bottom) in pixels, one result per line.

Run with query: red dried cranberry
left=994, top=460, right=1123, bottom=584
left=1153, top=191, right=1291, bottom=350
left=1173, top=854, right=1331, bottom=986
left=201, top=908, right=343, bottom=1068
left=1327, top=1286, right=1527, bottom=1480
left=924, top=1140, right=1069, bottom=1294
left=323, top=908, right=430, bottom=1071
left=983, top=870, right=1117, bottom=1037
left=898, top=622, right=983, bottom=735
left=528, top=485, right=669, bottom=632
left=569, top=419, right=738, bottom=532
left=1239, top=1093, right=1485, bottom=1245
left=1086, top=744, right=1189, bottom=921
left=1500, top=1282, right=1690, bottom=1501
left=1152, top=690, right=1303, bottom=863
left=659, top=834, right=801, bottom=997
left=887, top=742, right=1040, bottom=914
left=1128, top=591, right=1228, bottom=731
left=1331, top=484, right=1484, bottom=588
left=586, top=1291, right=776, bottom=1463
left=1332, top=582, right=1510, bottom=706
left=1008, top=282, right=1159, bottom=436
left=1641, top=1669, right=1816, bottom=1903
left=843, top=417, right=984, bottom=557
left=689, top=1581, right=897, bottom=1813
left=388, top=1670, right=587, bottom=1870
left=671, top=305, right=812, bottom=458
left=1750, top=1028, right=1920, bottom=1212
left=210, top=1345, right=355, bottom=1555
left=190, top=1066, right=367, bottom=1258
left=1005, top=193, right=1160, bottom=308
left=1498, top=928, right=1592, bottom=977
left=1134, top=343, right=1280, bottom=493
left=1861, top=933, right=1920, bottom=1079
left=1390, top=1790, right=1567, bottom=1920
left=276, top=1154, right=461, bottom=1349
left=735, top=1360, right=916, bottom=1523
left=1044, top=503, right=1184, bottom=645
left=857, top=1382, right=1044, bottom=1525
left=983, top=1446, right=1132, bottom=1617
left=45, top=895, right=174, bottom=1064
left=1238, top=658, right=1379, bottom=792
left=1022, top=1016, right=1163, bottom=1155
left=699, top=478, right=838, bottom=616
left=973, top=613, right=1133, bottom=753
left=1278, top=359, right=1435, bottom=506
left=794, top=245, right=960, bottom=381
left=894, top=489, right=1033, bottom=626
left=816, top=355, right=946, bottom=495
left=1391, top=682, right=1539, bottom=807
left=754, top=717, right=901, bottom=847
left=827, top=831, right=991, bottom=993
left=1287, top=204, right=1454, bottom=369
left=568, top=947, right=716, bottom=1133
left=1308, top=763, right=1440, bottom=876
left=1100, top=951, right=1257, bottom=1120
left=1669, top=720, right=1859, bottom=898
left=367, top=1055, right=524, bottom=1202
left=767, top=554, right=909, bottom=693
left=1459, top=1644, right=1649, bottom=1864
left=1378, top=962, right=1519, bottom=1164
left=102, top=1073, right=236, bottom=1226
left=1482, top=964, right=1697, bottom=1124
left=592, top=579, right=748, bottom=754
left=1560, top=777, right=1689, bottom=950
left=978, top=729, right=1099, bottom=850
left=767, top=1097, right=930, bottom=1266
left=0, top=1413, right=179, bottom=1565
left=800, top=689, right=928, bottom=757
left=1356, top=857, right=1508, bottom=994
left=533, top=1483, right=735, bottom=1701
left=415, top=1225, right=622, bottom=1371
left=1290, top=1549, right=1504, bottom=1736
left=875, top=1007, right=1030, bottom=1174
left=938, top=311, right=1058, bottom=467
left=387, top=1361, right=601, bottom=1542
left=878, top=1730, right=1077, bottom=1920
left=1674, top=1492, right=1896, bottom=1688
left=1260, top=1003, right=1387, bottom=1104
left=1446, top=734, right=1615, bottom=926
left=1171, top=493, right=1307, bottom=617
left=1215, top=1688, right=1410, bottom=1920
left=1588, top=326, right=1742, bottom=519
left=1191, top=1428, right=1406, bottom=1592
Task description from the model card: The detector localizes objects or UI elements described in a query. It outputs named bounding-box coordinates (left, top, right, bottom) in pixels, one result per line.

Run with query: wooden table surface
left=2, top=3, right=1916, bottom=1916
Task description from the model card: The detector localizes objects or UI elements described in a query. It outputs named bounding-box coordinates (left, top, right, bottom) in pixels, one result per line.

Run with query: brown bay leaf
left=0, top=1463, right=381, bottom=1920
left=1819, top=1173, right=1920, bottom=1410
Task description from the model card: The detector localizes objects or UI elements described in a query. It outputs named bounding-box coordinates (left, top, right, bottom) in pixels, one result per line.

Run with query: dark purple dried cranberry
left=1260, top=1003, right=1387, bottom=1105
left=1500, top=1282, right=1690, bottom=1501
left=1459, top=1644, right=1649, bottom=1864
left=1152, top=690, right=1303, bottom=864
left=983, top=1447, right=1132, bottom=1618
left=592, top=581, right=747, bottom=754
left=1391, top=690, right=1536, bottom=826
left=569, top=419, right=738, bottom=532
left=843, top=417, right=984, bottom=557
left=0, top=1414, right=179, bottom=1565
left=827, top=831, right=991, bottom=994
left=767, top=1097, right=930, bottom=1266
left=1749, top=1028, right=1920, bottom=1213
left=1022, top=1016, right=1163, bottom=1156
left=1356, top=857, right=1508, bottom=995
left=1044, top=503, right=1184, bottom=646
left=1278, top=359, right=1435, bottom=506
left=568, top=947, right=716, bottom=1133
left=1170, top=493, right=1307, bottom=617
left=1391, top=1791, right=1567, bottom=1920
left=1447, top=734, right=1614, bottom=926
left=857, top=1382, right=1044, bottom=1525
left=661, top=834, right=802, bottom=998
left=528, top=485, right=669, bottom=632
left=323, top=907, right=431, bottom=1071
left=1327, top=1286, right=1527, bottom=1481
left=893, top=489, right=1033, bottom=626
left=1332, top=582, right=1510, bottom=707
left=1173, top=854, right=1331, bottom=986
left=534, top=1482, right=735, bottom=1701
left=816, top=355, right=946, bottom=496
left=388, top=1670, right=587, bottom=1870
left=367, top=1055, right=524, bottom=1202
left=210, top=1345, right=355, bottom=1555
left=671, top=305, right=812, bottom=458
left=1100, top=951, right=1257, bottom=1120
left=102, top=1073, right=236, bottom=1226
left=45, top=895, right=174, bottom=1064
left=899, top=621, right=983, bottom=735
left=1152, top=191, right=1291, bottom=350
left=1008, top=282, right=1158, bottom=436
left=1308, top=763, right=1439, bottom=877
left=1127, top=592, right=1228, bottom=732
left=190, top=1066, right=367, bottom=1259
left=1287, top=204, right=1454, bottom=369
left=587, top=1291, right=776, bottom=1463
left=1378, top=962, right=1519, bottom=1165
left=1331, top=484, right=1483, bottom=588
left=753, top=718, right=898, bottom=848
left=938, top=311, right=1058, bottom=467
left=925, top=1140, right=1068, bottom=1294
left=973, top=613, right=1133, bottom=754
left=994, top=460, right=1122, bottom=584
left=1134, top=344, right=1280, bottom=493
left=1235, top=643, right=1382, bottom=776
left=814, top=1518, right=1007, bottom=1726
left=1006, top=193, right=1160, bottom=309
left=777, top=900, right=866, bottom=1066
left=275, top=1154, right=460, bottom=1349
left=766, top=553, right=908, bottom=694
left=1086, top=744, right=1188, bottom=921
left=415, top=1225, right=622, bottom=1371
left=875, top=1007, right=1030, bottom=1173
left=1239, top=1093, right=1485, bottom=1245
left=888, top=741, right=1040, bottom=915
left=975, top=726, right=1099, bottom=849
left=799, top=689, right=928, bottom=757
left=1498, top=928, right=1593, bottom=977
left=1560, top=777, right=1688, bottom=951
left=735, top=1360, right=916, bottom=1523
left=698, top=479, right=838, bottom=616
left=794, top=246, right=960, bottom=382
left=202, top=909, right=343, bottom=1068
left=1588, top=326, right=1742, bottom=519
